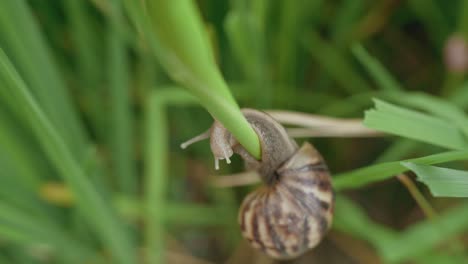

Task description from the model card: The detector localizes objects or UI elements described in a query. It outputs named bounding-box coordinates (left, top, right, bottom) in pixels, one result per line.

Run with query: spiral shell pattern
left=238, top=142, right=334, bottom=259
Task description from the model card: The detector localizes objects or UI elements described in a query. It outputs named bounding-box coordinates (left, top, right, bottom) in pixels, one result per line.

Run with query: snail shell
left=183, top=109, right=334, bottom=259
left=238, top=142, right=334, bottom=259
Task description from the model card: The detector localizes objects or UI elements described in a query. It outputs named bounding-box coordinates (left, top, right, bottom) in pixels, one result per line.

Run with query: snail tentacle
left=180, top=130, right=210, bottom=149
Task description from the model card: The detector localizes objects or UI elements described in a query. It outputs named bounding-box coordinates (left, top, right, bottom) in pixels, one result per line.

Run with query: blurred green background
left=1, top=0, right=468, bottom=263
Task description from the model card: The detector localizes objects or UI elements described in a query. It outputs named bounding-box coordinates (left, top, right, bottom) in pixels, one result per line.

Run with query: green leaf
left=352, top=43, right=402, bottom=92
left=0, top=0, right=87, bottom=156
left=334, top=150, right=468, bottom=190
left=108, top=0, right=136, bottom=195
left=383, top=92, right=468, bottom=137
left=402, top=162, right=468, bottom=197
left=304, top=31, right=372, bottom=94
left=364, top=99, right=468, bottom=150
left=352, top=44, right=468, bottom=136
left=144, top=92, right=168, bottom=263
left=0, top=47, right=135, bottom=264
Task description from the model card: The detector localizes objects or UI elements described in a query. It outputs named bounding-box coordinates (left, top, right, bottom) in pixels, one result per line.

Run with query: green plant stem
left=144, top=93, right=168, bottom=263
left=108, top=0, right=136, bottom=195
left=144, top=0, right=261, bottom=159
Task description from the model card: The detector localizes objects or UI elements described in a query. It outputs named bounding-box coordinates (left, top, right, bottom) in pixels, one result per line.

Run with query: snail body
left=183, top=109, right=334, bottom=259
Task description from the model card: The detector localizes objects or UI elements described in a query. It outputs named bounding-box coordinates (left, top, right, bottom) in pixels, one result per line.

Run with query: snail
left=181, top=109, right=335, bottom=260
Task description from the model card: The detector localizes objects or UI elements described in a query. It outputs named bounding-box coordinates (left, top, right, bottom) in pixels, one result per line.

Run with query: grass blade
left=384, top=92, right=468, bottom=137
left=334, top=150, right=468, bottom=190
left=64, top=0, right=107, bottom=140
left=0, top=0, right=87, bottom=155
left=64, top=0, right=102, bottom=90
left=0, top=48, right=135, bottom=264
left=224, top=5, right=272, bottom=107
left=364, top=99, right=468, bottom=150
left=144, top=93, right=168, bottom=263
left=402, top=162, right=468, bottom=197
left=303, top=31, right=372, bottom=94
left=108, top=0, right=136, bottom=194
left=0, top=108, right=48, bottom=189
left=352, top=43, right=402, bottom=92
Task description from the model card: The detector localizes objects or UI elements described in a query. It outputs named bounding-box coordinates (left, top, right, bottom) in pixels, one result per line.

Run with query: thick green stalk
left=144, top=0, right=261, bottom=159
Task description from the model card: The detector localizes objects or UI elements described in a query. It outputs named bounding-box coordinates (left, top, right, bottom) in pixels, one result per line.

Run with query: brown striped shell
left=183, top=109, right=334, bottom=260
left=238, top=142, right=334, bottom=259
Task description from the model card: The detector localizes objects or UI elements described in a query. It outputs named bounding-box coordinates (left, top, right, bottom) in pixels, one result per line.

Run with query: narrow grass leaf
left=364, top=99, right=468, bottom=150
left=334, top=150, right=468, bottom=190
left=276, top=1, right=303, bottom=86
left=0, top=0, right=87, bottom=155
left=0, top=48, right=135, bottom=264
left=0, top=108, right=48, bottom=189
left=399, top=93, right=468, bottom=137
left=304, top=31, right=372, bottom=94
left=144, top=93, right=168, bottom=263
left=108, top=0, right=136, bottom=195
left=351, top=45, right=468, bottom=137
left=224, top=7, right=272, bottom=107
left=374, top=139, right=420, bottom=163
left=64, top=0, right=101, bottom=90
left=64, top=0, right=106, bottom=140
left=402, top=162, right=468, bottom=197
left=352, top=43, right=402, bottom=92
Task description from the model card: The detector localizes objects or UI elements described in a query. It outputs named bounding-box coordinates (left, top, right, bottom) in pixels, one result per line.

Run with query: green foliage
left=335, top=149, right=468, bottom=190
left=403, top=163, right=468, bottom=197
left=365, top=99, right=467, bottom=150
left=142, top=0, right=261, bottom=159
left=1, top=0, right=468, bottom=263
